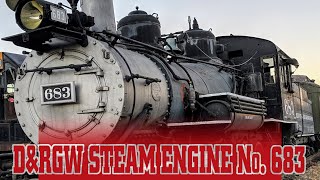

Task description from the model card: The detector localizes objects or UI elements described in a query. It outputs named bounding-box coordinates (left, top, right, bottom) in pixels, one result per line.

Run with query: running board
left=167, top=120, right=232, bottom=127
left=264, top=118, right=297, bottom=124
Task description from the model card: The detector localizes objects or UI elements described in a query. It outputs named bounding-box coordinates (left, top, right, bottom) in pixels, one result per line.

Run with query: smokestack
left=80, top=0, right=116, bottom=32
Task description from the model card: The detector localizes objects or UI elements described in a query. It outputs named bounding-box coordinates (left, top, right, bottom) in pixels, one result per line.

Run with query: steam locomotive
left=1, top=0, right=320, bottom=154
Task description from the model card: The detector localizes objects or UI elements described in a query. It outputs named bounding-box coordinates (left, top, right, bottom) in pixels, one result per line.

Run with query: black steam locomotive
left=1, top=0, right=320, bottom=177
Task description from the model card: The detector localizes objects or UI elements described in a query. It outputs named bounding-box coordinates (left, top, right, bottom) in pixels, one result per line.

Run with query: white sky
left=0, top=0, right=319, bottom=82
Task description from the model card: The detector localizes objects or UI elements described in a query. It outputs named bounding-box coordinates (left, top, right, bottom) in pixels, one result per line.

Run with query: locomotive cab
left=217, top=36, right=319, bottom=145
left=216, top=37, right=299, bottom=121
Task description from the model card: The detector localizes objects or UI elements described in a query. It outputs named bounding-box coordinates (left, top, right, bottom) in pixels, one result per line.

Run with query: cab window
left=262, top=57, right=276, bottom=84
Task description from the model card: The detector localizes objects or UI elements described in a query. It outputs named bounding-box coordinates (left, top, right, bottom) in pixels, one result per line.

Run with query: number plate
left=50, top=6, right=68, bottom=24
left=41, top=82, right=76, bottom=105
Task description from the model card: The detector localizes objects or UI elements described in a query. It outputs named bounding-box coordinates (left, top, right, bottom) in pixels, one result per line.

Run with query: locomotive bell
left=118, top=7, right=162, bottom=47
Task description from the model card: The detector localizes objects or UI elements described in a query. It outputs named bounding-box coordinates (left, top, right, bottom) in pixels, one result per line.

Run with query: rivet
left=119, top=98, right=123, bottom=102
left=110, top=59, right=115, bottom=63
left=103, top=134, right=107, bottom=138
left=64, top=130, right=71, bottom=137
left=39, top=121, right=45, bottom=126
left=15, top=101, right=19, bottom=104
left=104, top=51, right=111, bottom=59
left=22, top=64, right=26, bottom=68
left=18, top=113, right=21, bottom=116
left=118, top=84, right=123, bottom=88
left=15, top=88, right=19, bottom=92
left=29, top=133, right=32, bottom=137
left=29, top=54, right=33, bottom=57
left=110, top=124, right=115, bottom=128
left=21, top=123, right=25, bottom=127
left=115, top=111, right=119, bottom=115
left=116, top=71, right=120, bottom=75
left=18, top=76, right=21, bottom=80
left=93, top=41, right=97, bottom=45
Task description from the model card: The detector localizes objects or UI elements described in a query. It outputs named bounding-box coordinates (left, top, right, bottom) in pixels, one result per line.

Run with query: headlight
left=6, top=0, right=94, bottom=31
left=7, top=0, right=67, bottom=31
left=19, top=1, right=44, bottom=30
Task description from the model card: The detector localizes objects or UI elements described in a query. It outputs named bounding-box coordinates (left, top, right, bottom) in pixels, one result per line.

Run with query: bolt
left=64, top=130, right=71, bottom=137
left=104, top=51, right=111, bottom=59
left=37, top=51, right=43, bottom=56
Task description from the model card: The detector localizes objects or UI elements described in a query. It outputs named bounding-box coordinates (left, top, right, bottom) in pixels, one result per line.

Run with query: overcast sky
left=0, top=0, right=319, bottom=82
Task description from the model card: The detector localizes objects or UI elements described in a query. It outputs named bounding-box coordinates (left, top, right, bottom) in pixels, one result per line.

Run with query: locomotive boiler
left=3, top=0, right=268, bottom=144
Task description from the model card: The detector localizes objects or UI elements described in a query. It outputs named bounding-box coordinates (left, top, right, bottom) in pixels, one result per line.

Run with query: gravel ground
left=283, top=162, right=320, bottom=180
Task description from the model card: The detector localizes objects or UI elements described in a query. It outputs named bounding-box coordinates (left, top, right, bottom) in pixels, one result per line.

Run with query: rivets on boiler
left=21, top=123, right=26, bottom=127
left=110, top=124, right=115, bottom=128
left=104, top=51, right=111, bottom=59
left=29, top=133, right=33, bottom=137
left=93, top=41, right=97, bottom=45
left=119, top=98, right=123, bottom=102
left=115, top=71, right=120, bottom=75
left=118, top=84, right=123, bottom=88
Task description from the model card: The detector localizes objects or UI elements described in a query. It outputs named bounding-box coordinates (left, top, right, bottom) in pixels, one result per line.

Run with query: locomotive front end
left=14, top=38, right=124, bottom=143
left=14, top=36, right=171, bottom=144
